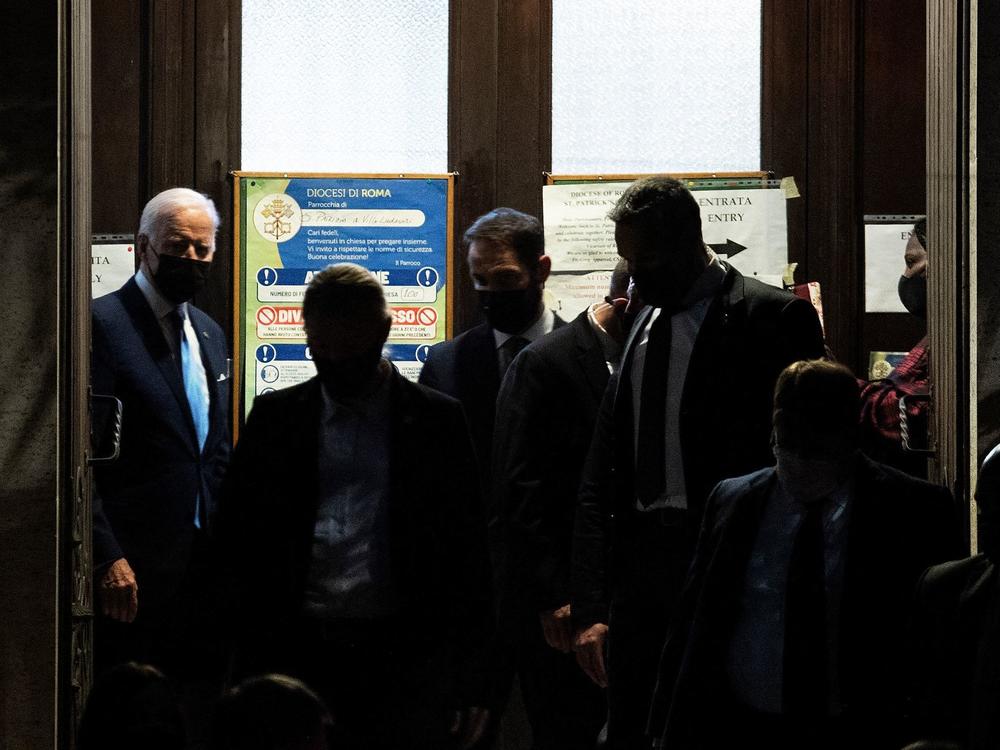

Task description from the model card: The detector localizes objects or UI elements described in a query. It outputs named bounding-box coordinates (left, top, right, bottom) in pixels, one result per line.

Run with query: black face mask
left=151, top=248, right=212, bottom=304
left=898, top=274, right=927, bottom=319
left=478, top=287, right=542, bottom=334
left=313, top=346, right=384, bottom=396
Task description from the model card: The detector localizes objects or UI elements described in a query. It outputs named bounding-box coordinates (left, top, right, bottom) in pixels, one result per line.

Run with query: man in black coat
left=91, top=187, right=231, bottom=677
left=217, top=264, right=493, bottom=750
left=418, top=207, right=565, bottom=727
left=648, top=360, right=962, bottom=750
left=570, top=177, right=826, bottom=748
left=418, top=207, right=564, bottom=490
left=906, top=444, right=1000, bottom=749
left=491, top=262, right=631, bottom=749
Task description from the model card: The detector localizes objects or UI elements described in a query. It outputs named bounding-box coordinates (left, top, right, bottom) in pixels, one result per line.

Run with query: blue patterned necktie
left=176, top=305, right=209, bottom=528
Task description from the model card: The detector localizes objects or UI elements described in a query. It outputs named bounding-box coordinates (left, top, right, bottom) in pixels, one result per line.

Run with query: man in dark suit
left=217, top=264, right=493, bottom=750
left=570, top=177, right=826, bottom=748
left=418, top=207, right=566, bottom=730
left=906, top=444, right=1000, bottom=749
left=91, top=187, right=231, bottom=677
left=491, top=261, right=632, bottom=749
left=647, top=360, right=962, bottom=750
left=418, top=207, right=564, bottom=488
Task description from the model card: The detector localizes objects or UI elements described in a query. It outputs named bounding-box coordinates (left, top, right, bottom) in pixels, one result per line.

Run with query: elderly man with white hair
left=91, top=187, right=231, bottom=680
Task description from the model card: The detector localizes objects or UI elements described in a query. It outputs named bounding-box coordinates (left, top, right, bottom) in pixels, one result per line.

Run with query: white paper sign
left=864, top=224, right=910, bottom=313
left=542, top=183, right=789, bottom=279
left=92, top=243, right=136, bottom=299
left=545, top=270, right=614, bottom=320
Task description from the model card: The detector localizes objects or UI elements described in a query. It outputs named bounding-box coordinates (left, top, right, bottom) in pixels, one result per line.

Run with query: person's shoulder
left=710, top=466, right=775, bottom=509
left=739, top=274, right=800, bottom=308
left=425, top=322, right=491, bottom=360
left=92, top=285, right=132, bottom=325
left=922, top=554, right=993, bottom=592
left=394, top=371, right=464, bottom=414
left=862, top=453, right=948, bottom=497
left=247, top=378, right=318, bottom=417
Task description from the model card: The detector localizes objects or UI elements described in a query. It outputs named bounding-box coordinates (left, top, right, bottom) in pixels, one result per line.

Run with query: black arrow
left=708, top=239, right=747, bottom=258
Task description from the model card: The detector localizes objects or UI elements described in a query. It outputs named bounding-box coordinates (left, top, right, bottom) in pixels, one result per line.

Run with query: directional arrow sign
left=708, top=239, right=748, bottom=258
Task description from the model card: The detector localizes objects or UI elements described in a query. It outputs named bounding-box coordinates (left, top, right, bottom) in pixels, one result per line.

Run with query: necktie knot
left=499, top=336, right=528, bottom=377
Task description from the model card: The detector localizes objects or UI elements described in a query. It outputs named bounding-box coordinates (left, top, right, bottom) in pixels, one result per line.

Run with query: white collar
left=493, top=306, right=555, bottom=349
left=135, top=267, right=183, bottom=320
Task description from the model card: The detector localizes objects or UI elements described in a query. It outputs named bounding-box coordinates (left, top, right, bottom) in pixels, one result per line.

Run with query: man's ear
left=136, top=234, right=150, bottom=268
left=380, top=313, right=393, bottom=344
left=536, top=254, right=552, bottom=284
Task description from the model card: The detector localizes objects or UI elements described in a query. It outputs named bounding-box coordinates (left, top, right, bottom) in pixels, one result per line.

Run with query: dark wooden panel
left=805, top=0, right=862, bottom=371
left=90, top=0, right=142, bottom=233
left=496, top=0, right=550, bottom=217
left=449, top=0, right=500, bottom=331
left=858, top=0, right=928, bottom=366
left=149, top=0, right=196, bottom=192
left=861, top=0, right=927, bottom=214
left=761, top=0, right=809, bottom=276
left=192, top=0, right=241, bottom=340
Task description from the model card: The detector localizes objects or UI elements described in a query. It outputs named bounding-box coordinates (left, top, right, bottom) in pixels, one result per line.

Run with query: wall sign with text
left=234, top=173, right=454, bottom=421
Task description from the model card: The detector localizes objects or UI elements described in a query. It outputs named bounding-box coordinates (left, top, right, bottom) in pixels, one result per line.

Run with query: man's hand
left=99, top=557, right=138, bottom=623
left=449, top=706, right=490, bottom=749
left=539, top=604, right=574, bottom=653
left=573, top=622, right=609, bottom=688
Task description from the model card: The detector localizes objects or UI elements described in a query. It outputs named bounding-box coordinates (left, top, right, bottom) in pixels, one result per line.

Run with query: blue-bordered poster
left=233, top=172, right=454, bottom=423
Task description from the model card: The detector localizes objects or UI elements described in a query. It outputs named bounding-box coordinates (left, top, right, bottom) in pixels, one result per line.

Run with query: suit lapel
left=119, top=279, right=198, bottom=446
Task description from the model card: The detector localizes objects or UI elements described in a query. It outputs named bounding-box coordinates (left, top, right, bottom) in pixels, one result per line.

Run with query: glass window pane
left=242, top=0, right=448, bottom=173
left=552, top=1, right=762, bottom=174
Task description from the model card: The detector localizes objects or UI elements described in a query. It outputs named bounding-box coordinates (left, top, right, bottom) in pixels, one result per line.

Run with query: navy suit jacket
left=649, top=456, right=962, bottom=749
left=91, top=277, right=231, bottom=606
left=418, top=316, right=566, bottom=492
left=492, top=310, right=612, bottom=614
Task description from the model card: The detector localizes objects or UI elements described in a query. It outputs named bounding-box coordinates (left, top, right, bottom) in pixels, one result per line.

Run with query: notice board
left=233, top=172, right=454, bottom=424
left=541, top=172, right=793, bottom=317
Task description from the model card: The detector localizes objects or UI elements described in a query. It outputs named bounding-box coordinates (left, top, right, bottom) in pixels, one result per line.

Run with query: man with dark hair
left=571, top=176, right=826, bottom=748
left=491, top=260, right=633, bottom=749
left=647, top=360, right=961, bottom=750
left=217, top=264, right=493, bottom=750
left=418, top=207, right=565, bottom=739
left=212, top=674, right=334, bottom=750
left=419, top=207, right=562, bottom=486
left=859, top=217, right=931, bottom=475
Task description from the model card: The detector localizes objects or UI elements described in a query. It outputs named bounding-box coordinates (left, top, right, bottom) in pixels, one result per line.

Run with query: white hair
left=138, top=187, right=220, bottom=243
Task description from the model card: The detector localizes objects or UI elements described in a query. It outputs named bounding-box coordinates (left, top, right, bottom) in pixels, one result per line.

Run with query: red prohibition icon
left=417, top=307, right=437, bottom=326
left=256, top=306, right=277, bottom=326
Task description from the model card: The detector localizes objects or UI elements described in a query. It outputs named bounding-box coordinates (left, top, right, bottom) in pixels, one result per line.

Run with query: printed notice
left=542, top=182, right=790, bottom=280
left=238, top=175, right=452, bottom=417
left=864, top=223, right=911, bottom=313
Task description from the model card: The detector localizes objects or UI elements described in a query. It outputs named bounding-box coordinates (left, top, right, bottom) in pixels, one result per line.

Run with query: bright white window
left=552, top=1, right=762, bottom=174
left=242, top=0, right=448, bottom=173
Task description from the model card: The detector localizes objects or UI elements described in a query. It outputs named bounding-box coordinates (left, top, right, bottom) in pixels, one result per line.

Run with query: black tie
left=499, top=336, right=528, bottom=378
left=635, top=312, right=671, bottom=507
left=783, top=501, right=829, bottom=718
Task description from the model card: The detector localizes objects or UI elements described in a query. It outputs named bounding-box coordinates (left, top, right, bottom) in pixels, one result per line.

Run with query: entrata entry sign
left=234, top=172, right=455, bottom=424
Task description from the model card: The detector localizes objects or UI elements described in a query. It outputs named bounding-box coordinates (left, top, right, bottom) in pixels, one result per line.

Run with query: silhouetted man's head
left=463, top=207, right=551, bottom=334
left=303, top=263, right=392, bottom=397
left=609, top=177, right=708, bottom=309
left=772, top=360, right=860, bottom=502
left=213, top=674, right=333, bottom=750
